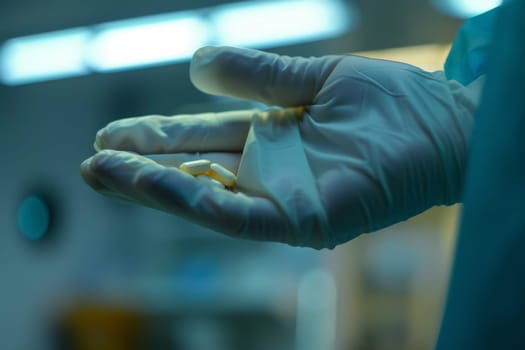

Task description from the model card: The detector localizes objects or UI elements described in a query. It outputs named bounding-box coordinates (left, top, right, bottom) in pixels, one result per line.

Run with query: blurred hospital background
left=0, top=0, right=499, bottom=349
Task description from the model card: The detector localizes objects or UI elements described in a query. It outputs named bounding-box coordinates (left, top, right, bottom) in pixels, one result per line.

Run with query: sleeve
left=444, top=7, right=501, bottom=85
left=436, top=0, right=525, bottom=348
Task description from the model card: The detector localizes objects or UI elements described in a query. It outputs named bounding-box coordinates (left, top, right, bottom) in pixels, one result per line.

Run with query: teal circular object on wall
left=17, top=195, right=50, bottom=240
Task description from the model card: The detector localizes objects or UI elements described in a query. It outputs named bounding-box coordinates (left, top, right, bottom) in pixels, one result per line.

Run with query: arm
left=437, top=2, right=525, bottom=348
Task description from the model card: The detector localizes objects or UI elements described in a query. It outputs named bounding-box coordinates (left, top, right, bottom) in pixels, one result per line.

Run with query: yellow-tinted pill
left=179, top=159, right=211, bottom=175
left=196, top=175, right=225, bottom=189
left=208, top=163, right=237, bottom=187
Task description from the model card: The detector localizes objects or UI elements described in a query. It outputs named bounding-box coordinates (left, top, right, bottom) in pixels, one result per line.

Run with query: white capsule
left=196, top=175, right=225, bottom=189
left=208, top=163, right=237, bottom=187
left=179, top=159, right=211, bottom=175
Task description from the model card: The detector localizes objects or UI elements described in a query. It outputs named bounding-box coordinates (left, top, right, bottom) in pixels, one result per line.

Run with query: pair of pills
left=178, top=159, right=236, bottom=190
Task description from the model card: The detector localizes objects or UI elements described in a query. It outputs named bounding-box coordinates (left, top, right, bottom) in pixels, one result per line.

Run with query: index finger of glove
left=82, top=150, right=291, bottom=242
left=95, top=109, right=255, bottom=154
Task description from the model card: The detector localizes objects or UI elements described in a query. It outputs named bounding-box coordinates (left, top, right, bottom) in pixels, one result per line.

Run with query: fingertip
left=191, top=45, right=221, bottom=62
left=190, top=46, right=254, bottom=96
left=92, top=118, right=140, bottom=152
left=80, top=157, right=92, bottom=175
left=88, top=149, right=122, bottom=173
left=190, top=46, right=223, bottom=95
left=94, top=129, right=105, bottom=151
left=80, top=156, right=107, bottom=191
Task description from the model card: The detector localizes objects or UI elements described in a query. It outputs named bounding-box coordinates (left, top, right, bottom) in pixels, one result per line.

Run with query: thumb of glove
left=189, top=46, right=341, bottom=107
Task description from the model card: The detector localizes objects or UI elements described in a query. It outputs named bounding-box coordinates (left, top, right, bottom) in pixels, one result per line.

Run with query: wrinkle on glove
left=236, top=109, right=331, bottom=248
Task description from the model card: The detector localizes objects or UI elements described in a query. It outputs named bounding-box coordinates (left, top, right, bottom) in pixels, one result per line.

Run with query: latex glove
left=81, top=46, right=480, bottom=249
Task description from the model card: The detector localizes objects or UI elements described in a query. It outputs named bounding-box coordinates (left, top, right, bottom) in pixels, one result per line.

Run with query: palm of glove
left=81, top=47, right=476, bottom=249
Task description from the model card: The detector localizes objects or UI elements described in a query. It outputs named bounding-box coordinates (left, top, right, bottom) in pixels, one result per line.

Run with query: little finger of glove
left=80, top=150, right=292, bottom=243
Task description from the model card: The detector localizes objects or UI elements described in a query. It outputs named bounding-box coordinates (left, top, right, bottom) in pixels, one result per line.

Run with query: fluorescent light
left=0, top=0, right=355, bottom=85
left=433, top=0, right=502, bottom=18
left=211, top=0, right=352, bottom=48
left=0, top=28, right=90, bottom=85
left=87, top=13, right=209, bottom=72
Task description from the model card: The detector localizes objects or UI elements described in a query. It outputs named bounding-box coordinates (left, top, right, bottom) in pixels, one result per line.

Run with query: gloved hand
left=80, top=46, right=481, bottom=249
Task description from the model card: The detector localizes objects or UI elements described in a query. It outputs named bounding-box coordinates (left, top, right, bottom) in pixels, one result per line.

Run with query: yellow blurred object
left=61, top=303, right=144, bottom=350
left=358, top=44, right=452, bottom=71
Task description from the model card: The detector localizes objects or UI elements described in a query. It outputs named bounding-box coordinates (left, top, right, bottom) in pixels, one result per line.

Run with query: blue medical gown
left=437, top=2, right=525, bottom=349
left=444, top=7, right=499, bottom=85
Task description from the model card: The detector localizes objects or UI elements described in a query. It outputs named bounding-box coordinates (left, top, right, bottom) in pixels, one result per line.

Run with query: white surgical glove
left=81, top=46, right=480, bottom=249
